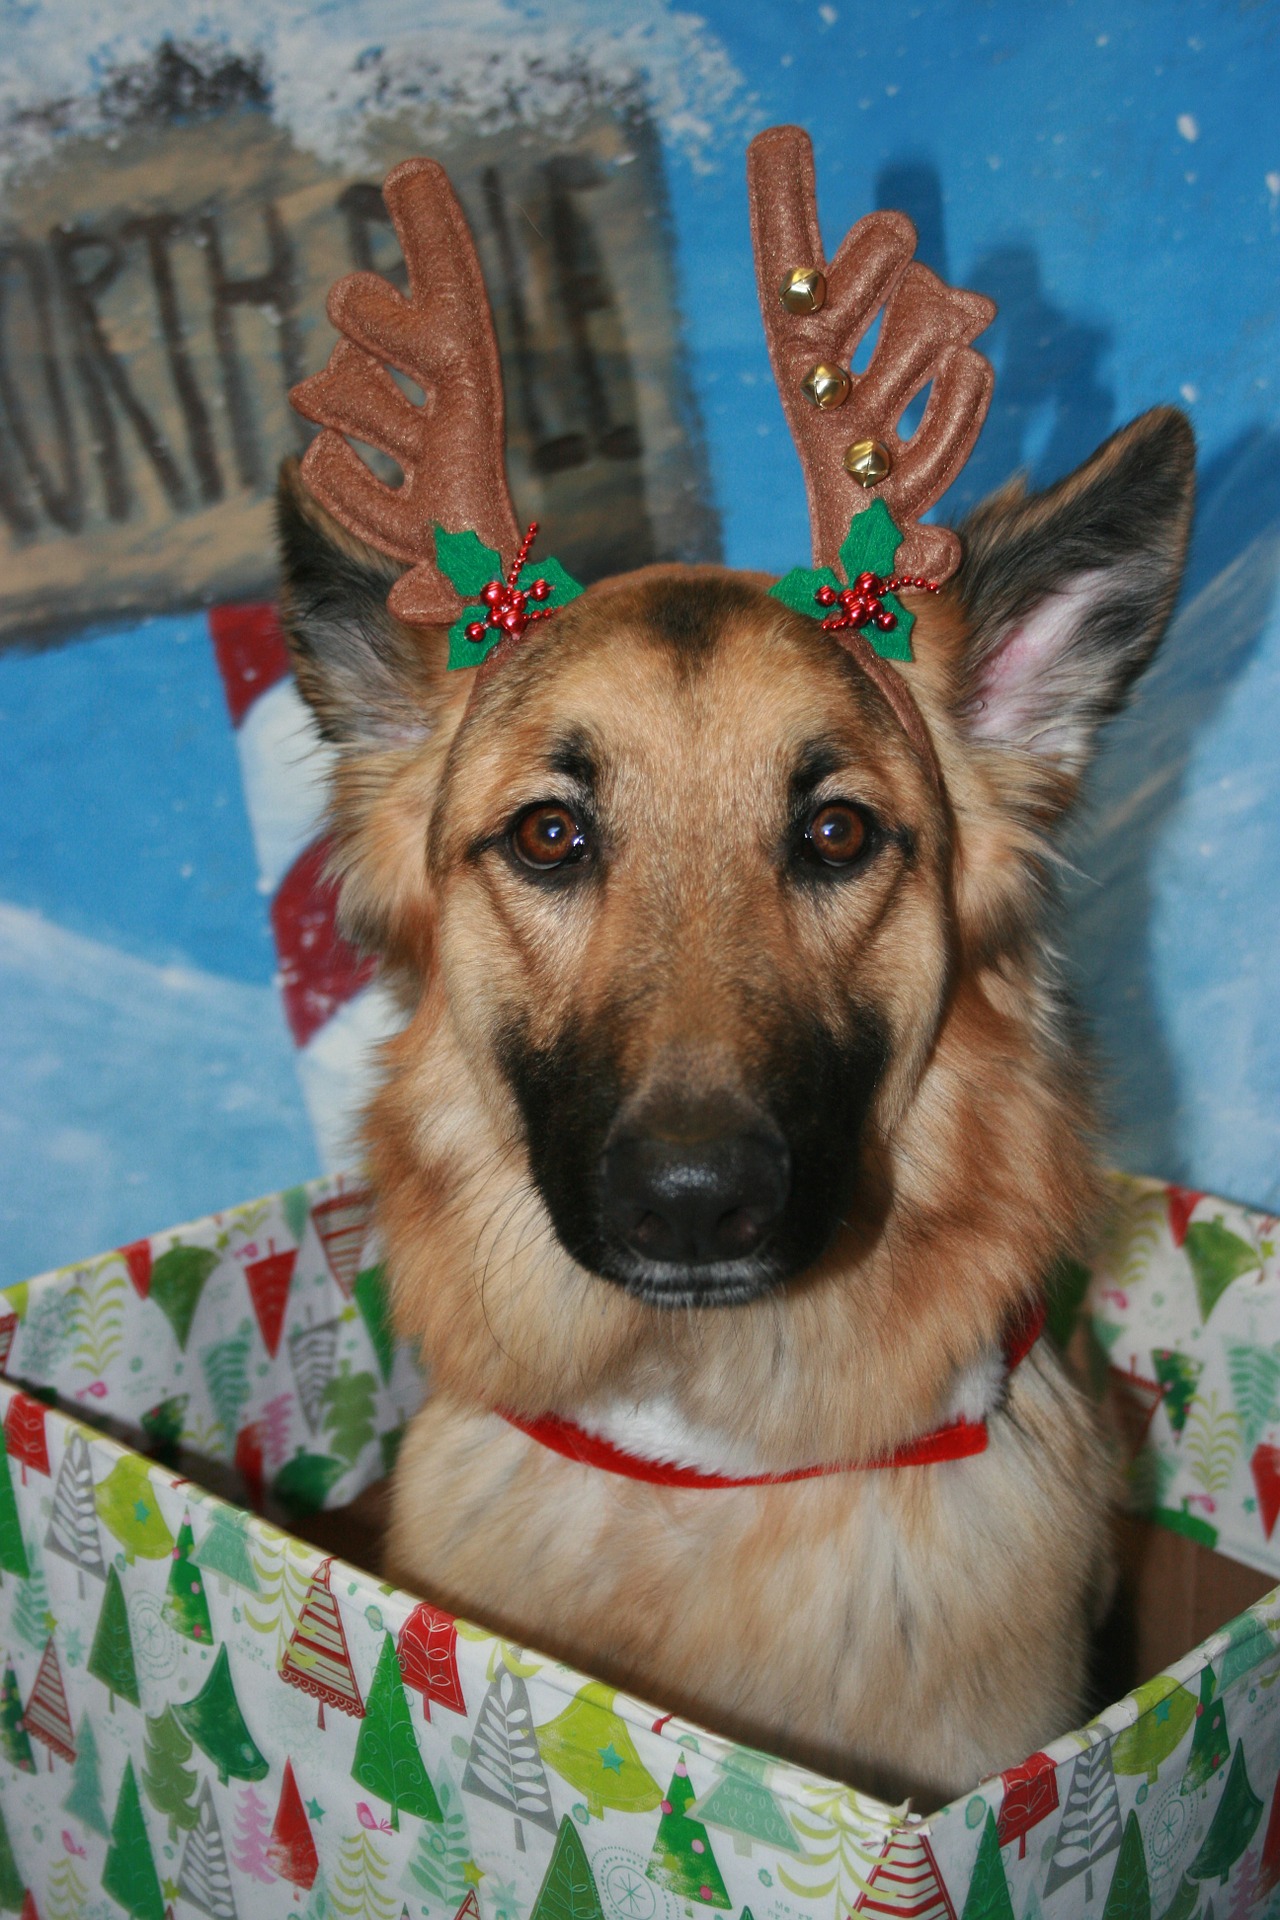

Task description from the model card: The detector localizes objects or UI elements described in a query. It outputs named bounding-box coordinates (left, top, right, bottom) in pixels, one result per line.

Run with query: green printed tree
left=0, top=1796, right=23, bottom=1911
left=1156, top=1873, right=1198, bottom=1920
left=0, top=1660, right=34, bottom=1772
left=162, top=1511, right=214, bottom=1645
left=94, top=1453, right=174, bottom=1563
left=103, top=1758, right=165, bottom=1920
left=142, top=1704, right=200, bottom=1841
left=333, top=1829, right=396, bottom=1920
left=688, top=1746, right=802, bottom=1856
left=88, top=1563, right=140, bottom=1710
left=646, top=1757, right=731, bottom=1908
left=174, top=1642, right=269, bottom=1785
left=531, top=1815, right=606, bottom=1920
left=179, top=1777, right=238, bottom=1920
left=11, top=1539, right=51, bottom=1648
left=1189, top=1741, right=1264, bottom=1886
left=1182, top=1667, right=1231, bottom=1790
left=352, top=1631, right=443, bottom=1830
left=537, top=1682, right=663, bottom=1819
left=403, top=1766, right=472, bottom=1905
left=1102, top=1811, right=1152, bottom=1920
left=1186, top=1219, right=1261, bottom=1321
left=45, top=1853, right=89, bottom=1920
left=0, top=1432, right=29, bottom=1582
left=1152, top=1351, right=1203, bottom=1437
left=193, top=1503, right=261, bottom=1592
left=1226, top=1342, right=1280, bottom=1450
left=202, top=1319, right=252, bottom=1440
left=961, top=1811, right=1014, bottom=1920
left=63, top=1711, right=109, bottom=1836
left=322, top=1362, right=379, bottom=1467
left=1113, top=1675, right=1199, bottom=1784
left=139, top=1392, right=188, bottom=1458
left=149, top=1243, right=218, bottom=1349
left=274, top=1449, right=346, bottom=1511
left=354, top=1264, right=396, bottom=1383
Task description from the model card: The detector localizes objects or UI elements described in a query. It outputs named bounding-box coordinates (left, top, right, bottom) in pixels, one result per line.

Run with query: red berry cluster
left=814, top=570, right=939, bottom=632
left=464, top=522, right=555, bottom=645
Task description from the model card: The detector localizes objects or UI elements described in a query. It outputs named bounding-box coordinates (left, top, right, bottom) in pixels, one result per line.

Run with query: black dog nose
left=601, top=1131, right=791, bottom=1266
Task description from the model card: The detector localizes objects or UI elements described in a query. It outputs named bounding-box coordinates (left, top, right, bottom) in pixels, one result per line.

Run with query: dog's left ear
left=952, top=407, right=1195, bottom=801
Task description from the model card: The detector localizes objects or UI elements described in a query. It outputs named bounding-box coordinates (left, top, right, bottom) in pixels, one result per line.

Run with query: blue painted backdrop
left=2, top=0, right=1279, bottom=1285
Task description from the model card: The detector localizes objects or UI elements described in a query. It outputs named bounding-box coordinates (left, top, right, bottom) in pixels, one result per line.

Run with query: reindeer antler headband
left=290, top=131, right=995, bottom=742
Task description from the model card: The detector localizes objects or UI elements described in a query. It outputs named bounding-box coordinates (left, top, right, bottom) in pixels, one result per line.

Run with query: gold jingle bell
left=843, top=438, right=893, bottom=488
left=800, top=363, right=851, bottom=410
left=779, top=267, right=826, bottom=313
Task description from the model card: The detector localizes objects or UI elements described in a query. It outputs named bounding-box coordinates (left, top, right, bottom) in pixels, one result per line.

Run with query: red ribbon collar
left=500, top=1298, right=1046, bottom=1490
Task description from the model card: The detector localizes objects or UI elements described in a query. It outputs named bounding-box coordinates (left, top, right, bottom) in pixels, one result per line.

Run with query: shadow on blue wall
left=877, top=154, right=1280, bottom=1186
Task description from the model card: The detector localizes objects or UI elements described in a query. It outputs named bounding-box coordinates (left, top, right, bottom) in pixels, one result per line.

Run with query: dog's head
left=278, top=135, right=1193, bottom=1443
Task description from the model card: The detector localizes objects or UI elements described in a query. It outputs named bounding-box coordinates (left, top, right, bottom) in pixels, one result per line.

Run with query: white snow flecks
left=0, top=0, right=751, bottom=187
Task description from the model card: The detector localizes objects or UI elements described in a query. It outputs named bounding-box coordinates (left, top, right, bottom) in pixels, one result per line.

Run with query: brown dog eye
left=807, top=803, right=868, bottom=866
left=511, top=804, right=589, bottom=871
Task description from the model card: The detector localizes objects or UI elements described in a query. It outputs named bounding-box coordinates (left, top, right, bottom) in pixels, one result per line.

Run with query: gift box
left=0, top=1172, right=1278, bottom=1919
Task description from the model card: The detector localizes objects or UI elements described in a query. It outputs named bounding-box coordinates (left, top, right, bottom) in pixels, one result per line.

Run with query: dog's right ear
left=276, top=458, right=470, bottom=972
left=276, top=456, right=450, bottom=750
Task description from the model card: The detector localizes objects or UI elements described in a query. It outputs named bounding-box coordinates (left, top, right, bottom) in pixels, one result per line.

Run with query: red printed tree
left=119, top=1238, right=153, bottom=1298
left=398, top=1601, right=466, bottom=1720
left=244, top=1244, right=298, bottom=1357
left=3, top=1396, right=49, bottom=1483
left=1256, top=1769, right=1280, bottom=1900
left=1167, top=1187, right=1204, bottom=1247
left=0, top=1315, right=17, bottom=1374
left=279, top=1557, right=365, bottom=1729
left=996, top=1751, right=1059, bottom=1859
left=853, top=1832, right=955, bottom=1917
left=267, top=1759, right=319, bottom=1893
left=1251, top=1443, right=1280, bottom=1540
left=23, top=1637, right=75, bottom=1766
left=311, top=1189, right=373, bottom=1297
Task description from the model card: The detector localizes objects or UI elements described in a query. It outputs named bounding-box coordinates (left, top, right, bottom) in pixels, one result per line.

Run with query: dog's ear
left=275, top=458, right=467, bottom=973
left=276, top=456, right=447, bottom=748
left=952, top=407, right=1195, bottom=800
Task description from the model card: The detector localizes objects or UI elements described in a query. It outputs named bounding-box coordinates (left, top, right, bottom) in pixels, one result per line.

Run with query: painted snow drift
left=0, top=1172, right=1279, bottom=1916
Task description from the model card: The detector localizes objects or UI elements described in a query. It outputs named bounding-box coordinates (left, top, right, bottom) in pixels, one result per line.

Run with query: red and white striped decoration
left=853, top=1830, right=957, bottom=1919
left=209, top=603, right=401, bottom=1168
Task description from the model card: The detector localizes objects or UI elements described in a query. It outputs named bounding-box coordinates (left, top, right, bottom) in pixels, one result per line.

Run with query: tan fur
left=270, top=408, right=1212, bottom=1812
left=278, top=459, right=1164, bottom=1806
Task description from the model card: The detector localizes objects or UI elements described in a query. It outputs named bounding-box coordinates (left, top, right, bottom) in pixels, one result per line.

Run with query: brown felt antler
left=290, top=157, right=520, bottom=628
left=748, top=125, right=996, bottom=582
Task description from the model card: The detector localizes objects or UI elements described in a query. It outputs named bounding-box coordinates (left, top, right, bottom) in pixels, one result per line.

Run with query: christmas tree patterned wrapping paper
left=0, top=1171, right=1278, bottom=1917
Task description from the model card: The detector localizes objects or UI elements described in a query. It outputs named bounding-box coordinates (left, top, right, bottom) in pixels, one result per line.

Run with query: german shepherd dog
left=278, top=137, right=1195, bottom=1805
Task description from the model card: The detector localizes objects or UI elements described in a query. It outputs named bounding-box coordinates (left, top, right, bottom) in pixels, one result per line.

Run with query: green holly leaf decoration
left=442, top=539, right=586, bottom=672
left=770, top=567, right=841, bottom=618
left=433, top=526, right=503, bottom=598
left=768, top=500, right=916, bottom=660
left=838, top=498, right=903, bottom=579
